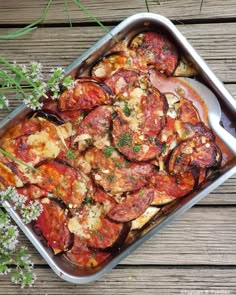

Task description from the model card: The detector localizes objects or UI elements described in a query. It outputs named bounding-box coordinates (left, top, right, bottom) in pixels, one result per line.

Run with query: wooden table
left=0, top=1, right=236, bottom=294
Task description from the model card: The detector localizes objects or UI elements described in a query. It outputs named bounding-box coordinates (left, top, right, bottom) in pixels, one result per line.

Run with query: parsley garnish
left=133, top=145, right=141, bottom=153
left=103, top=146, right=115, bottom=157
left=176, top=178, right=181, bottom=184
left=118, top=132, right=132, bottom=147
left=107, top=175, right=115, bottom=182
left=122, top=101, right=132, bottom=117
left=66, top=149, right=76, bottom=159
left=162, top=44, right=169, bottom=51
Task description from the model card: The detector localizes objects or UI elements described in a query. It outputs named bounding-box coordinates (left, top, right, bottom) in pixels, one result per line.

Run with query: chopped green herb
left=115, top=161, right=122, bottom=168
left=133, top=144, right=141, bottom=153
left=102, top=146, right=115, bottom=157
left=162, top=144, right=167, bottom=154
left=107, top=174, right=115, bottom=182
left=118, top=132, right=132, bottom=147
left=66, top=149, right=76, bottom=159
left=84, top=194, right=91, bottom=204
left=176, top=178, right=181, bottom=184
left=139, top=189, right=145, bottom=196
left=126, top=58, right=132, bottom=65
left=122, top=101, right=132, bottom=117
left=184, top=130, right=190, bottom=135
left=162, top=44, right=169, bottom=51
left=85, top=138, right=92, bottom=145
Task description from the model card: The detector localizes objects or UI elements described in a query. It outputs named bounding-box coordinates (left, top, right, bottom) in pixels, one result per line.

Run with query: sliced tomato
left=66, top=236, right=110, bottom=267
left=35, top=198, right=72, bottom=254
left=177, top=98, right=200, bottom=124
left=129, top=32, right=178, bottom=76
left=32, top=160, right=93, bottom=208
left=58, top=79, right=111, bottom=111
left=175, top=121, right=215, bottom=142
left=85, top=148, right=154, bottom=194
left=73, top=105, right=113, bottom=151
left=110, top=74, right=167, bottom=161
left=168, top=136, right=222, bottom=174
left=108, top=188, right=154, bottom=222
left=91, top=52, right=129, bottom=80
left=112, top=115, right=162, bottom=161
left=105, top=69, right=141, bottom=96
left=42, top=100, right=84, bottom=124
left=0, top=117, right=42, bottom=143
left=68, top=203, right=128, bottom=250
left=17, top=184, right=49, bottom=200
left=150, top=171, right=195, bottom=205
left=92, top=188, right=116, bottom=214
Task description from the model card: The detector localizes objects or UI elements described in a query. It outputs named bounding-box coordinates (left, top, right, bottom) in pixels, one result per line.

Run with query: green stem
left=72, top=0, right=118, bottom=42
left=145, top=0, right=150, bottom=12
left=199, top=0, right=204, bottom=13
left=0, top=0, right=53, bottom=40
left=64, top=0, right=73, bottom=28
left=0, top=148, right=39, bottom=173
left=0, top=56, right=37, bottom=90
left=0, top=69, right=27, bottom=98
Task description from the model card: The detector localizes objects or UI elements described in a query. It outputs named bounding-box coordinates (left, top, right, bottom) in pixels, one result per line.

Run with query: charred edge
left=34, top=110, right=65, bottom=125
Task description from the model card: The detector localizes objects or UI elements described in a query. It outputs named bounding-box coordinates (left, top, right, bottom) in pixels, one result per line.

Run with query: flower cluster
left=0, top=187, right=43, bottom=287
left=0, top=58, right=75, bottom=111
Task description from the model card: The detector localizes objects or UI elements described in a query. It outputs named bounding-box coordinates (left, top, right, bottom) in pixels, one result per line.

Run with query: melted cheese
left=68, top=204, right=103, bottom=238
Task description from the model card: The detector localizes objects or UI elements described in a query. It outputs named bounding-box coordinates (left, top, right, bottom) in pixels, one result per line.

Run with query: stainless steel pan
left=1, top=13, right=236, bottom=284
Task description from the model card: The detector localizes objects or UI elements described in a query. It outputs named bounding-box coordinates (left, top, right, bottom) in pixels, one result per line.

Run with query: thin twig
left=0, top=0, right=53, bottom=39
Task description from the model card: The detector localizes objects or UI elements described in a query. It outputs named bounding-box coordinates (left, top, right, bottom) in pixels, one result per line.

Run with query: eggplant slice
left=35, top=198, right=72, bottom=254
left=58, top=78, right=112, bottom=111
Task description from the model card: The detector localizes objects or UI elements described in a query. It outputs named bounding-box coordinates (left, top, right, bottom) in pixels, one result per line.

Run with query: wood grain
left=1, top=266, right=236, bottom=294
left=0, top=0, right=236, bottom=24
left=16, top=206, right=236, bottom=266
left=1, top=23, right=236, bottom=82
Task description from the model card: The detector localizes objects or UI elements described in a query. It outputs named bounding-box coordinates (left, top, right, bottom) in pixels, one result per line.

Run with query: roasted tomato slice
left=17, top=184, right=49, bottom=200
left=73, top=105, right=113, bottom=151
left=177, top=97, right=200, bottom=124
left=105, top=69, right=141, bottom=96
left=68, top=203, right=129, bottom=250
left=92, top=188, right=116, bottom=214
left=168, top=136, right=222, bottom=175
left=66, top=236, right=110, bottom=267
left=35, top=198, right=72, bottom=254
left=129, top=32, right=178, bottom=76
left=1, top=118, right=73, bottom=167
left=108, top=188, right=154, bottom=223
left=58, top=79, right=111, bottom=111
left=32, top=160, right=93, bottom=208
left=174, top=121, right=215, bottom=142
left=149, top=171, right=195, bottom=205
left=112, top=77, right=167, bottom=161
left=0, top=117, right=42, bottom=144
left=91, top=52, right=129, bottom=80
left=85, top=147, right=154, bottom=194
left=42, top=100, right=84, bottom=124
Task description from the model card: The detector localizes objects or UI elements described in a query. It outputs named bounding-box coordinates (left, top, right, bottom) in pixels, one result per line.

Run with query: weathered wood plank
left=16, top=207, right=236, bottom=266
left=0, top=0, right=236, bottom=24
left=1, top=23, right=236, bottom=82
left=1, top=266, right=236, bottom=294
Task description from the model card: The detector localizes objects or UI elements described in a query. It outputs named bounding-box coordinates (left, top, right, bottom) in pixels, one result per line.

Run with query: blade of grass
left=72, top=0, right=118, bottom=42
left=0, top=0, right=53, bottom=40
left=199, top=0, right=204, bottom=13
left=145, top=0, right=150, bottom=12
left=64, top=0, right=73, bottom=28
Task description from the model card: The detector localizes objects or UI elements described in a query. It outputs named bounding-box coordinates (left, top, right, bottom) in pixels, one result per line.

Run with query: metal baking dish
left=1, top=13, right=236, bottom=284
